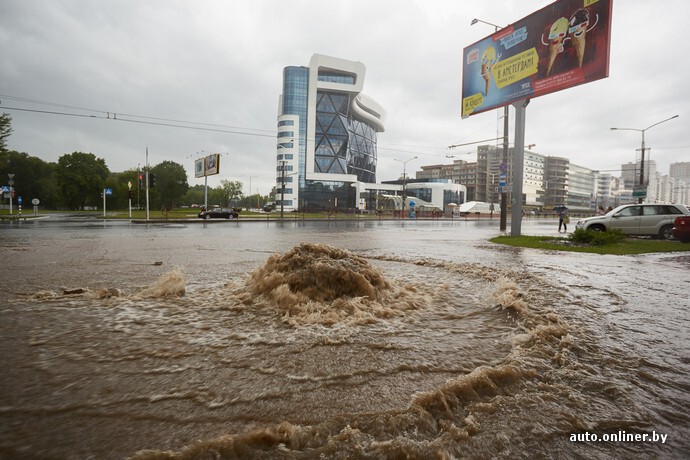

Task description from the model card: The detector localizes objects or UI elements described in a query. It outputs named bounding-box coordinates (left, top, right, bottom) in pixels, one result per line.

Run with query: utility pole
left=394, top=156, right=417, bottom=218
left=7, top=174, right=14, bottom=215
left=145, top=148, right=150, bottom=222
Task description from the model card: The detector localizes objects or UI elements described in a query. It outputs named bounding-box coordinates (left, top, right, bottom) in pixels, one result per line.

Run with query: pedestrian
left=606, top=205, right=613, bottom=213
left=558, top=208, right=569, bottom=232
left=596, top=205, right=605, bottom=216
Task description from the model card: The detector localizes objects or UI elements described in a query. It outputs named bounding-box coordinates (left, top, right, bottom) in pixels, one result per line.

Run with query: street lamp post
left=471, top=18, right=509, bottom=231
left=611, top=115, right=679, bottom=203
left=394, top=156, right=417, bottom=218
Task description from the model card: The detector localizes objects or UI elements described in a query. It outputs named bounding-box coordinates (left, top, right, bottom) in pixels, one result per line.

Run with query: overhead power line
left=0, top=94, right=275, bottom=136
left=0, top=105, right=277, bottom=139
left=1, top=94, right=502, bottom=157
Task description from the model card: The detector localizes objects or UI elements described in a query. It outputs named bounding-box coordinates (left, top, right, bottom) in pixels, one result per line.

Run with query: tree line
left=0, top=114, right=273, bottom=211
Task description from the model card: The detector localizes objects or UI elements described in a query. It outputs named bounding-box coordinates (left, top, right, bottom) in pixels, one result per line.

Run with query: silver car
left=575, top=204, right=689, bottom=240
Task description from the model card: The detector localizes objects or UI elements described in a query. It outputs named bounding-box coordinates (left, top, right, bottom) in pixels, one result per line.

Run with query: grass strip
left=490, top=235, right=690, bottom=255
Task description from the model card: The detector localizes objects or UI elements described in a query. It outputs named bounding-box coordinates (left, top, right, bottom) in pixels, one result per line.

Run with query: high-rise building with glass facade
left=275, top=54, right=386, bottom=212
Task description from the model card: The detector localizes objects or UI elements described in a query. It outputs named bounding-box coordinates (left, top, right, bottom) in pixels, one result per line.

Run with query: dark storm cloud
left=1, top=0, right=688, bottom=193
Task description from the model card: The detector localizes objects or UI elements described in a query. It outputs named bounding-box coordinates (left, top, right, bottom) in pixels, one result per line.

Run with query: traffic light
left=149, top=173, right=156, bottom=188
left=128, top=189, right=133, bottom=199
left=138, top=174, right=143, bottom=188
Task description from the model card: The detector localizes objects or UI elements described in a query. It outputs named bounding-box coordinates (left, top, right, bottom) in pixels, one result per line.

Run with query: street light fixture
left=470, top=18, right=503, bottom=29
left=447, top=137, right=503, bottom=150
left=445, top=151, right=473, bottom=159
left=610, top=115, right=679, bottom=203
left=394, top=156, right=418, bottom=217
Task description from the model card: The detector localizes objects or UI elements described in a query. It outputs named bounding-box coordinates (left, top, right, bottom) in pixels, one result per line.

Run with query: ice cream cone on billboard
left=573, top=34, right=585, bottom=67
left=546, top=18, right=568, bottom=76
left=481, top=63, right=491, bottom=94
left=480, top=47, right=496, bottom=95
left=547, top=39, right=562, bottom=76
left=569, top=9, right=590, bottom=68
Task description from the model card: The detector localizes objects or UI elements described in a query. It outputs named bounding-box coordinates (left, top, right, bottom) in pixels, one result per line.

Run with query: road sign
left=499, top=173, right=507, bottom=187
left=31, top=198, right=40, bottom=205
left=499, top=163, right=507, bottom=173
left=633, top=185, right=647, bottom=198
left=105, top=188, right=113, bottom=196
left=1, top=185, right=9, bottom=193
left=17, top=196, right=22, bottom=204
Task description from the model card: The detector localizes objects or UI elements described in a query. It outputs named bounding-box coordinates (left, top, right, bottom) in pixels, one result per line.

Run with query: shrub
left=569, top=228, right=626, bottom=246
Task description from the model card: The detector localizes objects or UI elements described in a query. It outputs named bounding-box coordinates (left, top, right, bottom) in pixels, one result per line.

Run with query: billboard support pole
left=511, top=99, right=528, bottom=237
left=500, top=106, right=509, bottom=231
left=204, top=175, right=208, bottom=210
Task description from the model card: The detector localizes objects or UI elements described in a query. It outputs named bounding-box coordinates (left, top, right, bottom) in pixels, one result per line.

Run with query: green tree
left=0, top=150, right=59, bottom=208
left=217, top=179, right=244, bottom=208
left=240, top=193, right=269, bottom=209
left=150, top=160, right=189, bottom=210
left=56, top=152, right=110, bottom=210
left=0, top=113, right=12, bottom=153
left=182, top=184, right=206, bottom=207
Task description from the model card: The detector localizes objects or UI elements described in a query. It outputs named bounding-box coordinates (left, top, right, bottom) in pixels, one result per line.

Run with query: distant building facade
left=670, top=162, right=690, bottom=183
left=419, top=145, right=604, bottom=213
left=415, top=146, right=690, bottom=212
left=417, top=160, right=478, bottom=201
left=621, top=160, right=657, bottom=190
left=648, top=172, right=689, bottom=205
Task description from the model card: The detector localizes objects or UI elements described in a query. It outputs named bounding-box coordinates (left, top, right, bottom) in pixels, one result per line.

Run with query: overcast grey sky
left=1, top=0, right=688, bottom=196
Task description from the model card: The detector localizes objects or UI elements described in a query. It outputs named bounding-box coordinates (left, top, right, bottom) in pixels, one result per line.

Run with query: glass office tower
left=276, top=54, right=386, bottom=212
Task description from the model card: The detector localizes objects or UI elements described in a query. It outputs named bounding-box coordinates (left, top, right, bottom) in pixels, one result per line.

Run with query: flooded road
left=0, top=217, right=688, bottom=459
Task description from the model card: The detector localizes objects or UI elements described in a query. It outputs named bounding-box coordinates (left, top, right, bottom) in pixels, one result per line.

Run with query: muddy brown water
left=0, top=218, right=688, bottom=459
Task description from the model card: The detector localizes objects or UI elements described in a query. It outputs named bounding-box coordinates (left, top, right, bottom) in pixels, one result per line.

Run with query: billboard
left=194, top=158, right=205, bottom=178
left=205, top=153, right=220, bottom=176
left=462, top=0, right=612, bottom=118
left=194, top=153, right=221, bottom=178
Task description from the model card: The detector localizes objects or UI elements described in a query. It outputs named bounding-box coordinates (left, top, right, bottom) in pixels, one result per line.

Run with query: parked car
left=575, top=203, right=689, bottom=240
left=198, top=208, right=239, bottom=219
left=673, top=215, right=690, bottom=243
